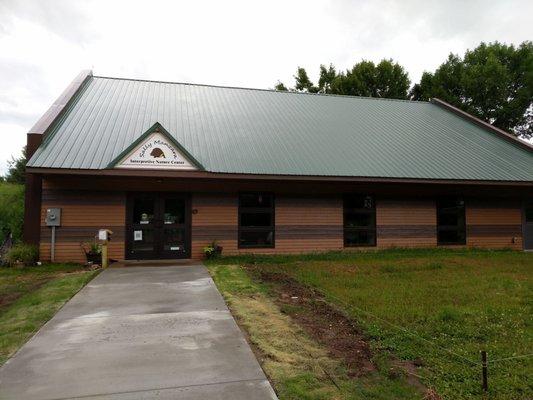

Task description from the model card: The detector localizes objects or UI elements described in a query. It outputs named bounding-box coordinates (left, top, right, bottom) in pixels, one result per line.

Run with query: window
left=239, top=193, right=274, bottom=248
left=437, top=198, right=466, bottom=245
left=525, top=205, right=533, bottom=223
left=344, top=195, right=376, bottom=247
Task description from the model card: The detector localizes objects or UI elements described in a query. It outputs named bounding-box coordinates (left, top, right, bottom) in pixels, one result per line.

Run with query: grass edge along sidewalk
left=0, top=264, right=100, bottom=365
left=207, top=261, right=427, bottom=400
left=206, top=248, right=533, bottom=400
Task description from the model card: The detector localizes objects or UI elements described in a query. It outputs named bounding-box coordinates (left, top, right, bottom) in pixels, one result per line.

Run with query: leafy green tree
left=4, top=146, right=27, bottom=184
left=410, top=41, right=533, bottom=138
left=294, top=67, right=319, bottom=93
left=275, top=60, right=410, bottom=99
left=331, top=60, right=410, bottom=99
left=318, top=64, right=337, bottom=94
left=274, top=81, right=288, bottom=91
left=0, top=182, right=24, bottom=243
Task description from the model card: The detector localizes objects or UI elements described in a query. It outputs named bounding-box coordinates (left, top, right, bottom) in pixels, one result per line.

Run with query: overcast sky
left=1, top=0, right=532, bottom=174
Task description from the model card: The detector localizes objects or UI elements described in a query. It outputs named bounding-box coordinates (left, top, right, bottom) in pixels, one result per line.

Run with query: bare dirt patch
left=246, top=266, right=375, bottom=377
left=245, top=265, right=441, bottom=398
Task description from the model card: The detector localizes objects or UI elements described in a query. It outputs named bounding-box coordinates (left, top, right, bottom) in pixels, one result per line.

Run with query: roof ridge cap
left=92, top=75, right=427, bottom=104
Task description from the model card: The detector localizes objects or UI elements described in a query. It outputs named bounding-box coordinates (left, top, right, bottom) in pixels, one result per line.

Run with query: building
left=24, top=70, right=533, bottom=262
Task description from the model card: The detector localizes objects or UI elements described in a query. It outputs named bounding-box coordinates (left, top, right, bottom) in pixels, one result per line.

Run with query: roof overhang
left=25, top=166, right=533, bottom=187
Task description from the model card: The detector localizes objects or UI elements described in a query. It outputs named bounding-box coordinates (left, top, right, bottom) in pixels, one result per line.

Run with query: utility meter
left=45, top=208, right=61, bottom=226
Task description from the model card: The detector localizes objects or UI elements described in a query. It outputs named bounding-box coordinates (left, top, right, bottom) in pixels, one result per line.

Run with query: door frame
left=125, top=192, right=191, bottom=260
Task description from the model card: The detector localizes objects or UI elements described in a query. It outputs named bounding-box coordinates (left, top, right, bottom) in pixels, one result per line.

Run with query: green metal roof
left=28, top=75, right=533, bottom=182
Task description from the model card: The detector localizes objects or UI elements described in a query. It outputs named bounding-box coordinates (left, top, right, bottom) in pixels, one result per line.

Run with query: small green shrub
left=3, top=244, right=39, bottom=267
left=203, top=241, right=223, bottom=259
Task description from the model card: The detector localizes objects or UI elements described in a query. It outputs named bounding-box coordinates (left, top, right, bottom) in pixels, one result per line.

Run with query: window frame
left=436, top=197, right=466, bottom=246
left=343, top=194, right=377, bottom=247
left=238, top=192, right=275, bottom=249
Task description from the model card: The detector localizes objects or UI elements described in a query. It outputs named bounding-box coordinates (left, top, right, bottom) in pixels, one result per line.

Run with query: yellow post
left=101, top=240, right=108, bottom=269
left=98, top=229, right=113, bottom=268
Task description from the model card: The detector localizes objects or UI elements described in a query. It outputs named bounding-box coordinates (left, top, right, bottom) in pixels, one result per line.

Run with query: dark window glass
left=344, top=195, right=376, bottom=247
left=345, top=230, right=376, bottom=247
left=239, top=193, right=273, bottom=208
left=164, top=198, right=185, bottom=224
left=345, top=212, right=375, bottom=228
left=240, top=230, right=274, bottom=247
left=437, top=198, right=466, bottom=245
left=526, top=206, right=533, bottom=223
left=163, top=228, right=186, bottom=251
left=239, top=193, right=274, bottom=248
left=241, top=212, right=272, bottom=227
left=133, top=197, right=155, bottom=224
left=131, top=228, right=154, bottom=252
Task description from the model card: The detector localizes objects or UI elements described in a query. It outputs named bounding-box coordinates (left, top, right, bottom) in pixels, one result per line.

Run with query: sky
left=1, top=0, right=532, bottom=174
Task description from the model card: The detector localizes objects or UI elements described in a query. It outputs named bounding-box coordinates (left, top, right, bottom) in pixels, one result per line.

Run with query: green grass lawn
left=208, top=248, right=533, bottom=400
left=0, top=264, right=99, bottom=364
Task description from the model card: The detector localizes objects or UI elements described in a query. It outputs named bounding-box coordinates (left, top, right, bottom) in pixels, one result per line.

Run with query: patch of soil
left=245, top=266, right=375, bottom=377
left=0, top=278, right=50, bottom=310
left=245, top=265, right=440, bottom=399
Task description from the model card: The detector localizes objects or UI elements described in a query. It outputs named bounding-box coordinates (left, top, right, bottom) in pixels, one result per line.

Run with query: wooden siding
left=39, top=183, right=126, bottom=263
left=38, top=185, right=525, bottom=262
left=191, top=193, right=238, bottom=258
left=377, top=198, right=437, bottom=247
left=466, top=199, right=522, bottom=249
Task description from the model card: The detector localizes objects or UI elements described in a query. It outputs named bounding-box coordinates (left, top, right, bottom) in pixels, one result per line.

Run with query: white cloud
left=0, top=0, right=532, bottom=173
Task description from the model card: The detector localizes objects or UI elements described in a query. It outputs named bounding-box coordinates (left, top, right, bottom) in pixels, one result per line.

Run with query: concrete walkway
left=0, top=264, right=277, bottom=400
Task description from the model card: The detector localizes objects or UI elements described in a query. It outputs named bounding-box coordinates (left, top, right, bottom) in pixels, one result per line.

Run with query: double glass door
left=127, top=193, right=190, bottom=259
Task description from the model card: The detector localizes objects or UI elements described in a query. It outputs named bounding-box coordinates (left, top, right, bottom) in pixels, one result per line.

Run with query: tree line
left=274, top=41, right=533, bottom=139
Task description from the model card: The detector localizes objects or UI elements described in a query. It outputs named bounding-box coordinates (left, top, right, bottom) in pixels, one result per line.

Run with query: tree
left=294, top=67, right=319, bottom=93
left=410, top=41, right=533, bottom=138
left=274, top=59, right=410, bottom=99
left=4, top=146, right=27, bottom=184
left=318, top=64, right=337, bottom=94
left=274, top=81, right=288, bottom=91
left=330, top=59, right=410, bottom=99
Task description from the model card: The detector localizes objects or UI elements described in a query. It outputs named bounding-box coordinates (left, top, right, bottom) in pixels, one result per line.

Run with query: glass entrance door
left=127, top=193, right=190, bottom=259
left=160, top=196, right=188, bottom=258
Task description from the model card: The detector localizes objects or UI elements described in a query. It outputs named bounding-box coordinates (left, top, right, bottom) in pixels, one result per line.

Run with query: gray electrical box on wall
left=45, top=208, right=61, bottom=226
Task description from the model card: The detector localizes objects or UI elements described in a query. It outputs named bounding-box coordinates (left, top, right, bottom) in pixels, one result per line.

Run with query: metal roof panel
left=28, top=75, right=533, bottom=181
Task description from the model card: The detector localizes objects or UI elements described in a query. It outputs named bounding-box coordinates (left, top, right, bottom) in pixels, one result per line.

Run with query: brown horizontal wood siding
left=191, top=193, right=238, bottom=258
left=376, top=199, right=437, bottom=247
left=39, top=182, right=126, bottom=263
left=466, top=199, right=522, bottom=249
left=38, top=182, right=525, bottom=262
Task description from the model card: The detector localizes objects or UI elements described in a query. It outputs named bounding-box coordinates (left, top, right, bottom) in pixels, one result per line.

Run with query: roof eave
left=25, top=166, right=533, bottom=187
left=29, top=70, right=93, bottom=137
left=430, top=98, right=533, bottom=152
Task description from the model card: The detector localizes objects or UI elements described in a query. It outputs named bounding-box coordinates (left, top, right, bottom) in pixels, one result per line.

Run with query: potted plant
left=203, top=240, right=223, bottom=259
left=81, top=239, right=102, bottom=265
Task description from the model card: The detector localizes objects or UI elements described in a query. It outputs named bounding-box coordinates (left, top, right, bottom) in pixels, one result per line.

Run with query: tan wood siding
left=39, top=183, right=126, bottom=262
left=39, top=185, right=525, bottom=262
left=191, top=193, right=238, bottom=258
left=377, top=199, right=437, bottom=247
left=466, top=199, right=522, bottom=249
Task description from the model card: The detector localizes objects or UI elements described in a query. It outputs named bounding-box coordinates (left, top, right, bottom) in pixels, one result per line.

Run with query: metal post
left=481, top=350, right=488, bottom=393
left=51, top=226, right=56, bottom=263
